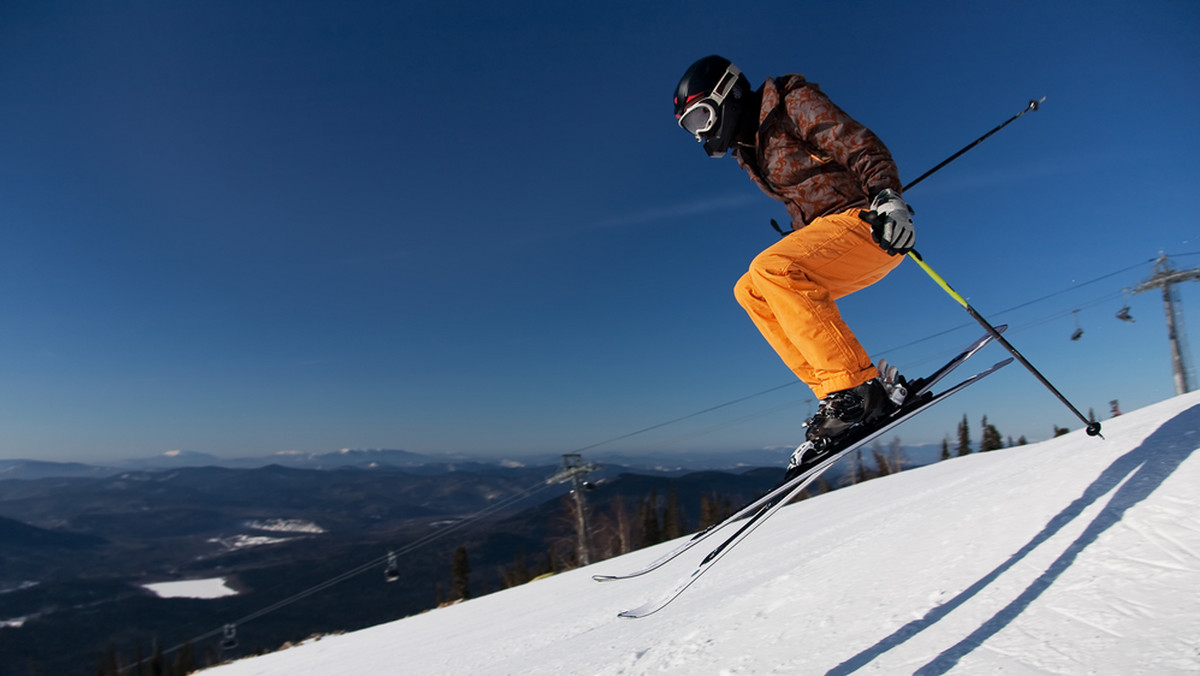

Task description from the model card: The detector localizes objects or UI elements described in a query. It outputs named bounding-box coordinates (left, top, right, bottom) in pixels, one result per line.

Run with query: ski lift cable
left=566, top=380, right=800, bottom=455
left=982, top=258, right=1152, bottom=318
left=130, top=252, right=1196, bottom=671
left=137, top=471, right=561, bottom=672
left=551, top=258, right=1162, bottom=464
left=635, top=399, right=814, bottom=453
left=873, top=258, right=1156, bottom=357
left=1011, top=291, right=1126, bottom=333
left=230, top=476, right=558, bottom=628
left=242, top=479, right=552, bottom=619
left=571, top=254, right=1173, bottom=458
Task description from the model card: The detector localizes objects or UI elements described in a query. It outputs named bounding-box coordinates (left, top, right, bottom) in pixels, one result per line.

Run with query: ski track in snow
left=201, top=392, right=1200, bottom=676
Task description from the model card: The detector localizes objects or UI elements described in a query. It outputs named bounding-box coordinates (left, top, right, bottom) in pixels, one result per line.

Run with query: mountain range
left=0, top=454, right=787, bottom=676
left=0, top=440, right=955, bottom=482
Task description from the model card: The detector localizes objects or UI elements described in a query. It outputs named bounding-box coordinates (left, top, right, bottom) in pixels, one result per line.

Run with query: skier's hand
left=863, top=189, right=915, bottom=256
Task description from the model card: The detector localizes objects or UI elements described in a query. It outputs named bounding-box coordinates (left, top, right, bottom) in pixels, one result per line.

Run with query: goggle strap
left=676, top=63, right=742, bottom=140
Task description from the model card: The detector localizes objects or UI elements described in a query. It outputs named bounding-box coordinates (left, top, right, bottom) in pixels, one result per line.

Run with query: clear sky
left=2, top=0, right=1198, bottom=464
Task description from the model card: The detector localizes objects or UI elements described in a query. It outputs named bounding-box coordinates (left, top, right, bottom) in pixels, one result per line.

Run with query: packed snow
left=144, top=577, right=239, bottom=600
left=202, top=391, right=1200, bottom=675
left=207, top=534, right=294, bottom=550
left=246, top=518, right=326, bottom=534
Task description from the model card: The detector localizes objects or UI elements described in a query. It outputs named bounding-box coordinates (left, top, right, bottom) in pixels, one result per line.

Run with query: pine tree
left=663, top=487, right=684, bottom=540
left=203, top=646, right=219, bottom=669
left=940, top=437, right=950, bottom=461
left=96, top=645, right=119, bottom=676
left=717, top=493, right=732, bottom=521
left=612, top=496, right=632, bottom=555
left=175, top=642, right=195, bottom=676
left=871, top=443, right=892, bottom=477
left=450, top=545, right=470, bottom=601
left=813, top=474, right=832, bottom=496
left=979, top=415, right=1003, bottom=452
left=699, top=493, right=716, bottom=528
left=956, top=414, right=972, bottom=456
left=844, top=449, right=863, bottom=485
left=151, top=641, right=166, bottom=676
left=700, top=492, right=733, bottom=527
left=887, top=436, right=906, bottom=471
left=638, top=491, right=661, bottom=547
left=500, top=549, right=532, bottom=588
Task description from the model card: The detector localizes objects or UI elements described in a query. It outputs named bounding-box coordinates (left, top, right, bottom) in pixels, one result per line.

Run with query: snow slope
left=203, top=391, right=1200, bottom=675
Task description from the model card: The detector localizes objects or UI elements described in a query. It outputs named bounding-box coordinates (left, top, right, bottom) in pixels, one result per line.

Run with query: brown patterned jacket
left=734, top=75, right=901, bottom=228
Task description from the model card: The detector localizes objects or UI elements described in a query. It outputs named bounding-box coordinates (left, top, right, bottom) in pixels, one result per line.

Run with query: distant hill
left=116, top=448, right=447, bottom=471
left=0, top=459, right=788, bottom=676
left=0, top=459, right=121, bottom=480
left=0, top=464, right=566, bottom=540
left=2, top=445, right=813, bottom=480
left=0, top=515, right=105, bottom=550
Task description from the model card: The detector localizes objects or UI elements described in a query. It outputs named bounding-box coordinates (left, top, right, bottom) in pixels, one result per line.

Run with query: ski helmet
left=673, top=55, right=751, bottom=158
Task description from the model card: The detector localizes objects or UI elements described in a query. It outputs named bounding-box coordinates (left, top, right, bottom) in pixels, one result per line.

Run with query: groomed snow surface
left=203, top=391, right=1200, bottom=675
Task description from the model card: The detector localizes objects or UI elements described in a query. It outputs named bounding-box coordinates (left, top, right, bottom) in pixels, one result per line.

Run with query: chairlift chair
left=384, top=550, right=400, bottom=583
left=220, top=624, right=238, bottom=650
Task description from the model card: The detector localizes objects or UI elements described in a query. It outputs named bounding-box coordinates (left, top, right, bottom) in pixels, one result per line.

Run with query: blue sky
left=2, top=0, right=1198, bottom=463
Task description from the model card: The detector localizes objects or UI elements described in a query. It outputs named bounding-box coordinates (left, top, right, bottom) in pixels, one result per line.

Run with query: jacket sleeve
left=785, top=84, right=901, bottom=198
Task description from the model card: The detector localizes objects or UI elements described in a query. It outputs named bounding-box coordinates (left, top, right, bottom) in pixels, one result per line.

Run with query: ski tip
left=617, top=607, right=654, bottom=620
left=592, top=574, right=616, bottom=583
left=618, top=598, right=667, bottom=619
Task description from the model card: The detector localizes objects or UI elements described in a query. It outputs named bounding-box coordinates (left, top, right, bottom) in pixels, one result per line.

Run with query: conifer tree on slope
left=957, top=414, right=972, bottom=456
left=451, top=545, right=470, bottom=601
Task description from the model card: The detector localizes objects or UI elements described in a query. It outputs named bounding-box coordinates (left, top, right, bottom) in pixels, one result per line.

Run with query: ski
left=904, top=324, right=1006, bottom=396
left=592, top=328, right=1004, bottom=584
left=616, top=357, right=1013, bottom=618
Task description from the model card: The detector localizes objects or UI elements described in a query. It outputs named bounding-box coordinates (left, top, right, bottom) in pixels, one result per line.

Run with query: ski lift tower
left=1130, top=254, right=1200, bottom=394
left=547, top=453, right=600, bottom=566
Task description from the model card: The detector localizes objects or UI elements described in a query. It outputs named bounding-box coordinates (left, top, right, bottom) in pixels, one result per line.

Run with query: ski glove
left=863, top=188, right=915, bottom=256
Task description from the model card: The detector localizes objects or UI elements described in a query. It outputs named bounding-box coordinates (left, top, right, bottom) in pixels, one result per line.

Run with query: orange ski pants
left=734, top=208, right=902, bottom=399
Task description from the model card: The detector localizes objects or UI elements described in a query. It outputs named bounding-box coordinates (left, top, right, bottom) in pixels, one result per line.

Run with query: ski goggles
left=676, top=63, right=742, bottom=141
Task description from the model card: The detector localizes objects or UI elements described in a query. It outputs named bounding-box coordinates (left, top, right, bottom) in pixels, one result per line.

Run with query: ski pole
left=886, top=97, right=1100, bottom=436
left=861, top=97, right=1097, bottom=435
left=902, top=97, right=1044, bottom=192
left=774, top=100, right=1046, bottom=238
left=906, top=248, right=1103, bottom=437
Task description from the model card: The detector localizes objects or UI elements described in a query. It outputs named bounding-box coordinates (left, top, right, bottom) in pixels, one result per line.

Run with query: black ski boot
left=784, top=378, right=897, bottom=482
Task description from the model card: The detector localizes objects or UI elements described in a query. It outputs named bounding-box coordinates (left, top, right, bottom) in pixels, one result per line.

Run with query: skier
left=673, top=55, right=916, bottom=475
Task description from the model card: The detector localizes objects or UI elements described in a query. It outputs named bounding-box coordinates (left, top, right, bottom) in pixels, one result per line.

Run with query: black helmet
left=673, top=55, right=751, bottom=158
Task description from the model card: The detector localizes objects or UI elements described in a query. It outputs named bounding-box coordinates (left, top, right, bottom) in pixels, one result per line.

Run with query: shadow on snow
left=827, top=404, right=1200, bottom=676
